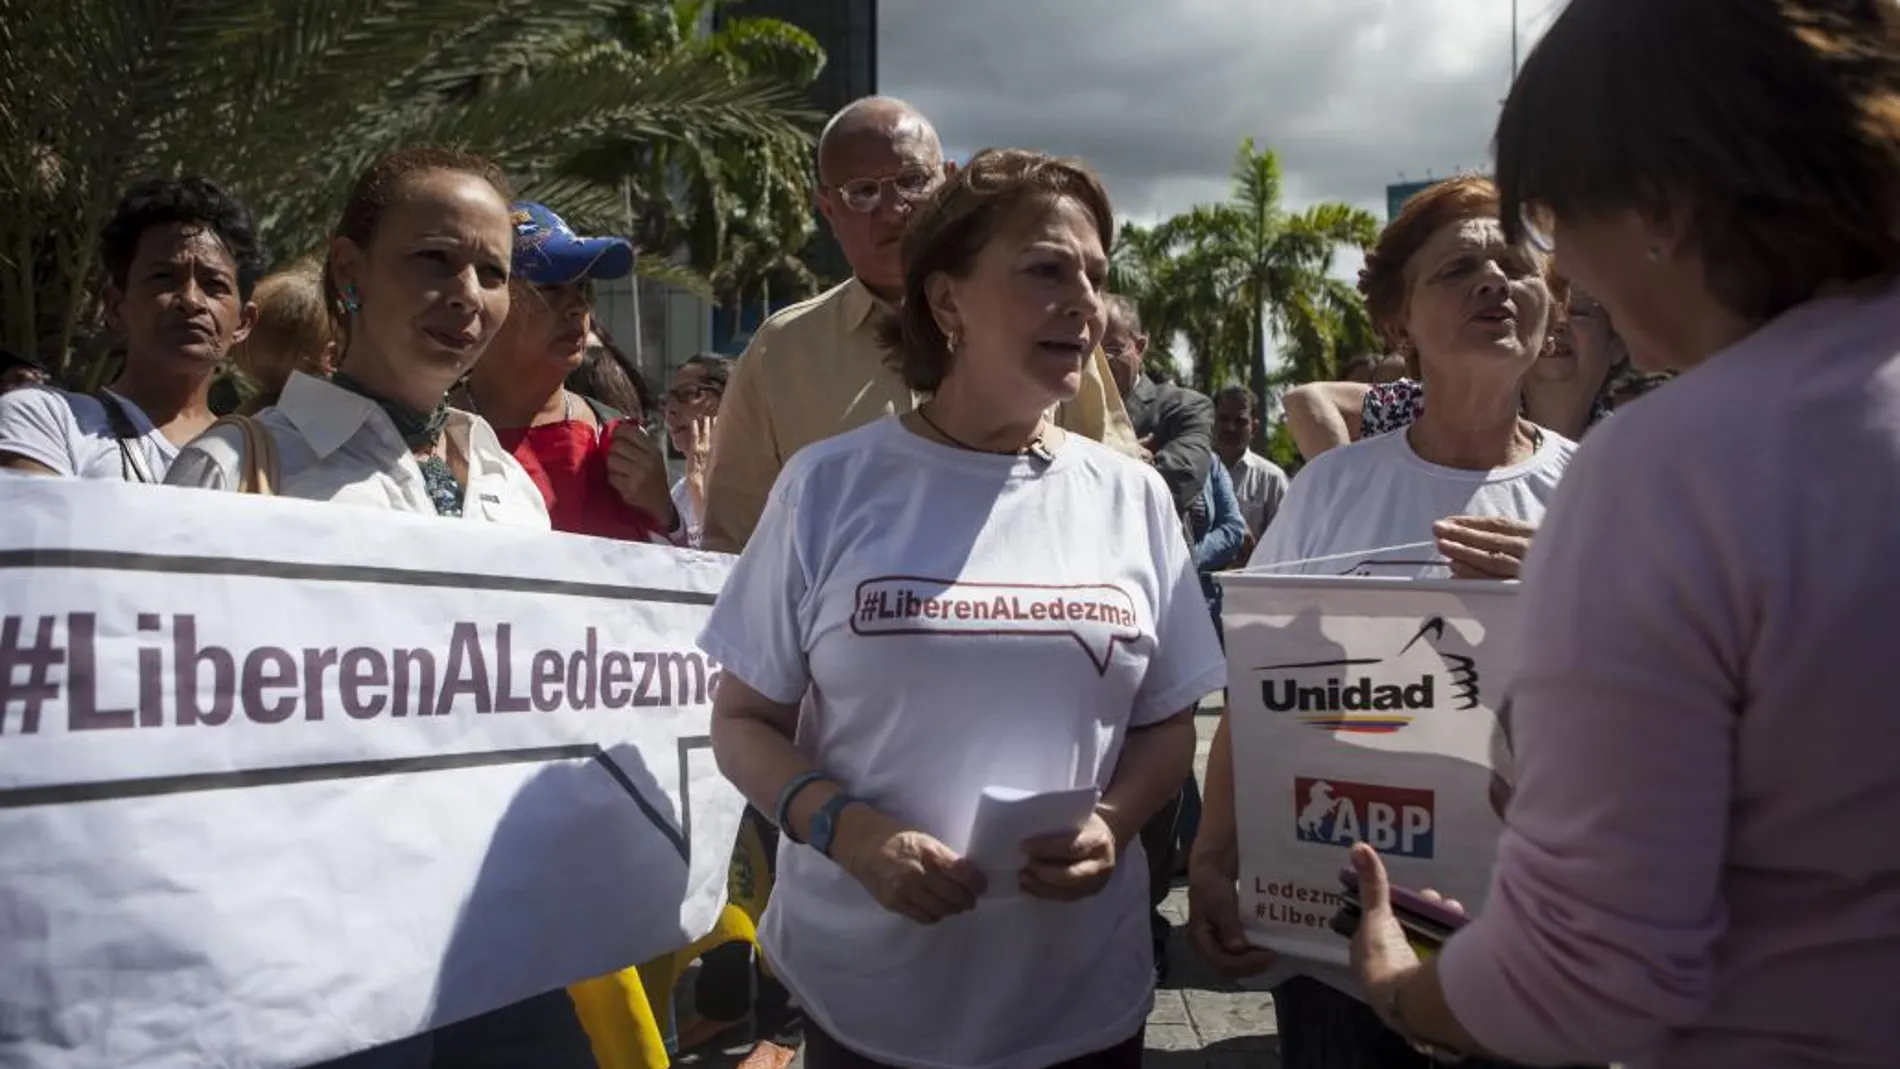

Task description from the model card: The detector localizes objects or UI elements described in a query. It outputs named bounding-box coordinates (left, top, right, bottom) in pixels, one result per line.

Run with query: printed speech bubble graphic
left=1254, top=616, right=1480, bottom=733
left=849, top=576, right=1141, bottom=675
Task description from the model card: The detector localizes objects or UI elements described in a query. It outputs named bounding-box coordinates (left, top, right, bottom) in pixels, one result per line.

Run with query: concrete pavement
left=681, top=701, right=1281, bottom=1068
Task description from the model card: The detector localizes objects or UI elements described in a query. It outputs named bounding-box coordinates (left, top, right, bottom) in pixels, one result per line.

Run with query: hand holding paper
left=962, top=785, right=1103, bottom=900
left=1019, top=811, right=1118, bottom=901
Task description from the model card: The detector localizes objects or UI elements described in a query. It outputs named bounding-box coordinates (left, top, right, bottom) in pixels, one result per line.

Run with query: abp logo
left=1292, top=776, right=1435, bottom=859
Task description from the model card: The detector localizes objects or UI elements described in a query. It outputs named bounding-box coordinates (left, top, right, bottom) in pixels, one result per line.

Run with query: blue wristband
left=773, top=770, right=830, bottom=844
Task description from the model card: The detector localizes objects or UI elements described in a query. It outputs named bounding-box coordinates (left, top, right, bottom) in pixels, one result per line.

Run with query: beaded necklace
left=328, top=372, right=463, bottom=517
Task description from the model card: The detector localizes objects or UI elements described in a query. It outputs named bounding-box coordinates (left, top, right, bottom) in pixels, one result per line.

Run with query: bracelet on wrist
left=773, top=770, right=830, bottom=845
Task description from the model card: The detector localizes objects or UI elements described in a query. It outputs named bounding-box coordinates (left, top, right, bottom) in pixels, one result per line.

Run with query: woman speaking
left=701, top=149, right=1225, bottom=1069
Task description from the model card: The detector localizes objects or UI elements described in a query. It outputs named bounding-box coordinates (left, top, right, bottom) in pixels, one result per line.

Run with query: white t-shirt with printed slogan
left=0, top=386, right=177, bottom=481
left=1250, top=427, right=1575, bottom=578
left=698, top=415, right=1226, bottom=1069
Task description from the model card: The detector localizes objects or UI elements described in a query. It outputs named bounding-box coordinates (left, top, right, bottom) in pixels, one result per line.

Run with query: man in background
left=1100, top=295, right=1213, bottom=514
left=1212, top=385, right=1288, bottom=547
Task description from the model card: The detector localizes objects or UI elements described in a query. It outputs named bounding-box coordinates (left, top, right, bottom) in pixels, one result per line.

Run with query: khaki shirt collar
left=843, top=276, right=892, bottom=333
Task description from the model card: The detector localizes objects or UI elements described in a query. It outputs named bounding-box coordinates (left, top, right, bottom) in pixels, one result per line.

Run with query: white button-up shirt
left=165, top=371, right=550, bottom=527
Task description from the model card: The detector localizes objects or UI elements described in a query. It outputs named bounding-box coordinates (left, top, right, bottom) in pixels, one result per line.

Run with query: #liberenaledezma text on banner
left=1217, top=573, right=1519, bottom=973
left=0, top=476, right=747, bottom=1069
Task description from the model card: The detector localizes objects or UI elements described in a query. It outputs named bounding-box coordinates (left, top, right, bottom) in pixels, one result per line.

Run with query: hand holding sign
left=1433, top=515, right=1537, bottom=579
left=836, top=806, right=987, bottom=925
left=1187, top=857, right=1280, bottom=978
left=1347, top=844, right=1472, bottom=1052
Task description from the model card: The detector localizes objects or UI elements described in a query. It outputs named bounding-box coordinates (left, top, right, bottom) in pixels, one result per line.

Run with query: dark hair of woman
left=564, top=326, right=652, bottom=418
left=1496, top=0, right=1900, bottom=323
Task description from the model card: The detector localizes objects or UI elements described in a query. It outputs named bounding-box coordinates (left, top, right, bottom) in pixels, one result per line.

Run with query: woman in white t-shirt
left=1190, top=176, right=1574, bottom=1069
left=166, top=148, right=548, bottom=529
left=699, top=149, right=1226, bottom=1069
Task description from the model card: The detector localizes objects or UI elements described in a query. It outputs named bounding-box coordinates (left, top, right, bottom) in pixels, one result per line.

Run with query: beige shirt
left=701, top=277, right=1142, bottom=552
left=165, top=371, right=550, bottom=527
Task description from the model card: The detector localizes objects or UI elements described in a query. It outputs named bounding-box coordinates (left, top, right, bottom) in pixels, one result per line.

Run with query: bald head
left=817, top=96, right=942, bottom=184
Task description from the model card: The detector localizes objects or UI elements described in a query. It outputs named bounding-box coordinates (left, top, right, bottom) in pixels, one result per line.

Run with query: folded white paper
left=963, top=784, right=1101, bottom=897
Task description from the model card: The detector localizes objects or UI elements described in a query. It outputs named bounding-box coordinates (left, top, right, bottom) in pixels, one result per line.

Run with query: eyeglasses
left=825, top=168, right=942, bottom=214
left=1520, top=203, right=1556, bottom=254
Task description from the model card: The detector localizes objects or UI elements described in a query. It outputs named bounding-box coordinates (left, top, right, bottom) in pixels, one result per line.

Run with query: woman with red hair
left=1189, top=174, right=1572, bottom=1069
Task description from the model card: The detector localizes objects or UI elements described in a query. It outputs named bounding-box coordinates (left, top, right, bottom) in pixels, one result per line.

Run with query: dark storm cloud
left=879, top=0, right=1544, bottom=223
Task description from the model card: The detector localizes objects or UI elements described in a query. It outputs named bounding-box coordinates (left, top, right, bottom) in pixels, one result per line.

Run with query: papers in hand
left=962, top=784, right=1102, bottom=897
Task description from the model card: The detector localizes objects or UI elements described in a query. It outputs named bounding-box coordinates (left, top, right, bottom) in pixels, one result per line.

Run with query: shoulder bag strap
left=207, top=414, right=280, bottom=496
left=92, top=390, right=156, bottom=484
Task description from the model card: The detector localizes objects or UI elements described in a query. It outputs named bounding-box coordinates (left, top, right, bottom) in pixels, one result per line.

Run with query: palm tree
left=0, top=0, right=818, bottom=383
left=560, top=0, right=826, bottom=322
left=1160, top=139, right=1380, bottom=407
left=1110, top=140, right=1377, bottom=416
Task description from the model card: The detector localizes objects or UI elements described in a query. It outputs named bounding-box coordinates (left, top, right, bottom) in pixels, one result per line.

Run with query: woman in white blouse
left=165, top=146, right=546, bottom=528
left=700, top=149, right=1227, bottom=1069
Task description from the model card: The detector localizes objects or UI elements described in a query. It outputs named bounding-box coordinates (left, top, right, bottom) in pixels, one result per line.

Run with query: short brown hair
left=232, top=257, right=337, bottom=404
left=878, top=149, right=1115, bottom=392
left=1496, top=0, right=1900, bottom=323
left=1358, top=175, right=1564, bottom=376
left=324, top=146, right=512, bottom=319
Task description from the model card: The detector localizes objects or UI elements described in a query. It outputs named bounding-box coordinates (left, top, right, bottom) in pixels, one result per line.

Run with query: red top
left=494, top=418, right=666, bottom=543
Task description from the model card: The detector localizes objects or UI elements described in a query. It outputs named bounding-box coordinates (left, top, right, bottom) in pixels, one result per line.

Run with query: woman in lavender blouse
left=1344, top=1, right=1900, bottom=1067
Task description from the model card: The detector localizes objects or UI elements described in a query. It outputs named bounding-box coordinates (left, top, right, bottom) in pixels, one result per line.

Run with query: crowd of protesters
left=6, top=0, right=1900, bottom=1068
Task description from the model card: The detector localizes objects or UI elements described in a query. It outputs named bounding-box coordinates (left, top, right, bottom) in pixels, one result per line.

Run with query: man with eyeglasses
left=700, top=95, right=1141, bottom=555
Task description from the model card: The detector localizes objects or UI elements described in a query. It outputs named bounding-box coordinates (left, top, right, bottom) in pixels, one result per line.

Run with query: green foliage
left=0, top=0, right=823, bottom=381
left=1263, top=417, right=1304, bottom=477
left=1111, top=138, right=1379, bottom=446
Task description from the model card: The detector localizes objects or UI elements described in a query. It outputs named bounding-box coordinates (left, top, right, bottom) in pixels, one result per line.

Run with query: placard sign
left=1219, top=574, right=1518, bottom=969
left=0, top=477, right=746, bottom=1068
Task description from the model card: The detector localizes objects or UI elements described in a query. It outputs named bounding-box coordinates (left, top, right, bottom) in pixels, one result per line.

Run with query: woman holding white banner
left=1342, top=1, right=1900, bottom=1067
left=166, top=148, right=601, bottom=1069
left=167, top=147, right=548, bottom=527
left=1189, top=174, right=1575, bottom=1069
left=701, top=149, right=1225, bottom=1069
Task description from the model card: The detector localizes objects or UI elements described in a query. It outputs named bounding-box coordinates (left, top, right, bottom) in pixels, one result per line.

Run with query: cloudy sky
left=879, top=0, right=1564, bottom=252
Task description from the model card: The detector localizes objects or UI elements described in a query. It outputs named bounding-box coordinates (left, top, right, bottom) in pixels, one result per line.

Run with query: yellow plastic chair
left=568, top=815, right=779, bottom=1069
left=569, top=903, right=762, bottom=1069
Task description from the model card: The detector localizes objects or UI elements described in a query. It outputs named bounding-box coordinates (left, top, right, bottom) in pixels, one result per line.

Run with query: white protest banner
left=0, top=477, right=746, bottom=1069
left=1218, top=574, right=1518, bottom=970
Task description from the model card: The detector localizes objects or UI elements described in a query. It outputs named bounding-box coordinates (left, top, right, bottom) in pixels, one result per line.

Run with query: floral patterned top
left=1360, top=362, right=1671, bottom=439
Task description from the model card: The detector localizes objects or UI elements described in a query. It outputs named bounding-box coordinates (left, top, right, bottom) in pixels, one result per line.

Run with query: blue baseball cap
left=510, top=202, right=636, bottom=285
